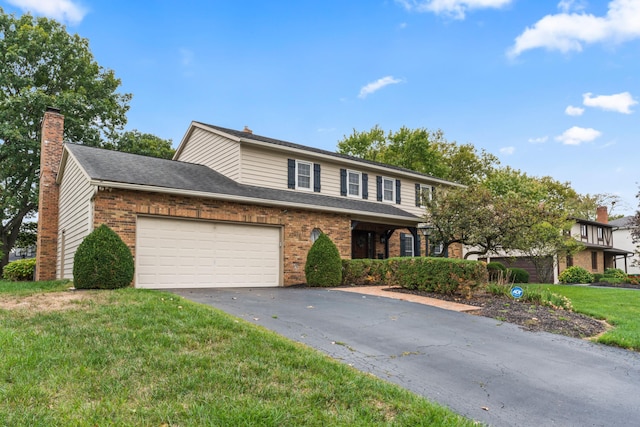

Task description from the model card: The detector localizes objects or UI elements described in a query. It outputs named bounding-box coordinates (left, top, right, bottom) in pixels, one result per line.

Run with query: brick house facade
left=36, top=110, right=464, bottom=287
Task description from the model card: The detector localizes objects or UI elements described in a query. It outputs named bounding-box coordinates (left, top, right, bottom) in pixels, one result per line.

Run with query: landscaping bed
left=387, top=287, right=608, bottom=339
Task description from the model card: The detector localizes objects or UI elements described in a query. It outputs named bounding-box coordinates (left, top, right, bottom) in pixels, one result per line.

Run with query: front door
left=352, top=230, right=373, bottom=259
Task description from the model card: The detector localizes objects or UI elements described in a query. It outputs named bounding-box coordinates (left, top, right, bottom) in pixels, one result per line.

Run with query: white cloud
left=395, top=0, right=512, bottom=20
left=565, top=105, right=585, bottom=116
left=555, top=126, right=602, bottom=145
left=583, top=91, right=638, bottom=114
left=528, top=136, right=549, bottom=143
left=558, top=0, right=586, bottom=13
left=499, top=146, right=515, bottom=155
left=6, top=0, right=87, bottom=24
left=358, top=76, right=403, bottom=99
left=508, top=0, right=640, bottom=57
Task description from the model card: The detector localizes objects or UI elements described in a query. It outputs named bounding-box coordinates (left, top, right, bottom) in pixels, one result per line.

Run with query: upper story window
left=383, top=177, right=394, bottom=203
left=597, top=227, right=603, bottom=241
left=296, top=160, right=312, bottom=190
left=288, top=159, right=320, bottom=192
left=418, top=184, right=431, bottom=207
left=580, top=224, right=588, bottom=238
left=348, top=170, right=361, bottom=197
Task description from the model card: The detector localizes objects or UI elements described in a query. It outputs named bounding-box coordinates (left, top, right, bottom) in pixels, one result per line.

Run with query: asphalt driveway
left=169, top=287, right=640, bottom=427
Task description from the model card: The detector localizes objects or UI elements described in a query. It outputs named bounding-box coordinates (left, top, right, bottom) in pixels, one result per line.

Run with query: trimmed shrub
left=592, top=273, right=604, bottom=283
left=387, top=257, right=488, bottom=297
left=558, top=266, right=593, bottom=284
left=506, top=267, right=529, bottom=284
left=73, top=224, right=134, bottom=289
left=2, top=258, right=36, bottom=281
left=486, top=262, right=506, bottom=282
left=603, top=268, right=627, bottom=280
left=341, top=259, right=387, bottom=286
left=305, top=233, right=342, bottom=287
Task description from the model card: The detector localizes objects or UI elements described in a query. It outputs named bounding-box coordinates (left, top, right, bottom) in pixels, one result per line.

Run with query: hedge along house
left=35, top=108, right=463, bottom=288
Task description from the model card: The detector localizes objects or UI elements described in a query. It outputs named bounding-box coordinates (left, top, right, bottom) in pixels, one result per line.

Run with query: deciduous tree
left=0, top=9, right=131, bottom=268
left=337, top=126, right=499, bottom=185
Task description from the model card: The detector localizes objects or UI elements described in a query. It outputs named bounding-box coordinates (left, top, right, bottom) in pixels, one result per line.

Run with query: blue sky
left=4, top=0, right=640, bottom=215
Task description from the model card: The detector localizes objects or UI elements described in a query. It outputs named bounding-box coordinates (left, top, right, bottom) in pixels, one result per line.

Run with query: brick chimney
left=243, top=125, right=253, bottom=134
left=596, top=206, right=608, bottom=224
left=35, top=107, right=64, bottom=281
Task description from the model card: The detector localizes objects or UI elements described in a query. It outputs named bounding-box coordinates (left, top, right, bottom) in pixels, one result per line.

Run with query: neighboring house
left=484, top=207, right=634, bottom=283
left=35, top=108, right=462, bottom=288
left=609, top=216, right=639, bottom=275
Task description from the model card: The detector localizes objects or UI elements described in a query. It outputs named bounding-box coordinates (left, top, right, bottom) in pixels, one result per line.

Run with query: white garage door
left=136, top=217, right=281, bottom=289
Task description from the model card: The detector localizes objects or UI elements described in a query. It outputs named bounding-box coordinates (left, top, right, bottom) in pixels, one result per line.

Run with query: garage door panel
left=136, top=217, right=280, bottom=289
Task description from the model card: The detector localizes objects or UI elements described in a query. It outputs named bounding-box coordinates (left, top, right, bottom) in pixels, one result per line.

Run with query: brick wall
left=569, top=250, right=604, bottom=274
left=35, top=108, right=64, bottom=281
left=92, top=189, right=352, bottom=285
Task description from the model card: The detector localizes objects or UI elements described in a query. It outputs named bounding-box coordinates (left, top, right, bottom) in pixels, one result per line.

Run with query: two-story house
left=36, top=109, right=462, bottom=288
left=485, top=207, right=633, bottom=283
left=609, top=216, right=640, bottom=275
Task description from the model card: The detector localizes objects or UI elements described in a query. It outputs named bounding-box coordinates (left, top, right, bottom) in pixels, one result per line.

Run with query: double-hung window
left=347, top=170, right=361, bottom=197
left=296, top=160, right=312, bottom=190
left=400, top=233, right=414, bottom=257
left=419, top=184, right=431, bottom=207
left=597, top=227, right=603, bottom=241
left=580, top=224, right=588, bottom=238
left=382, top=177, right=394, bottom=203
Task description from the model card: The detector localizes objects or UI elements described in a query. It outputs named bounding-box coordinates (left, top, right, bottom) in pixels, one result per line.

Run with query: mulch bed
left=387, top=287, right=609, bottom=339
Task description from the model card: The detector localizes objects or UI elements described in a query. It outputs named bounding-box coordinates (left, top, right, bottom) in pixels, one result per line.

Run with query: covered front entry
left=351, top=221, right=422, bottom=259
left=136, top=216, right=281, bottom=288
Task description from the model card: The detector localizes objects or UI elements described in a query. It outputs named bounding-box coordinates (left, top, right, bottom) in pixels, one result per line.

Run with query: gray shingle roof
left=194, top=122, right=459, bottom=185
left=65, top=143, right=419, bottom=220
left=609, top=216, right=635, bottom=228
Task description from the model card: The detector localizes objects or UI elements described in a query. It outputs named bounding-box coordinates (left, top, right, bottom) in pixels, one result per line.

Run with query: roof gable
left=177, top=121, right=462, bottom=187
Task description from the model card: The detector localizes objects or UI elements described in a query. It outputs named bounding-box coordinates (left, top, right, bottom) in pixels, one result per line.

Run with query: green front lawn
left=527, top=284, right=640, bottom=351
left=0, top=280, right=476, bottom=426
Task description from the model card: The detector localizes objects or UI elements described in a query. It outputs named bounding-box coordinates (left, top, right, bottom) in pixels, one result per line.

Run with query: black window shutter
left=313, top=163, right=321, bottom=192
left=362, top=173, right=368, bottom=199
left=415, top=233, right=421, bottom=257
left=395, top=180, right=401, bottom=204
left=340, top=168, right=347, bottom=196
left=376, top=176, right=382, bottom=201
left=415, top=183, right=421, bottom=207
left=400, top=233, right=406, bottom=257
left=287, top=159, right=295, bottom=189
left=432, top=186, right=436, bottom=200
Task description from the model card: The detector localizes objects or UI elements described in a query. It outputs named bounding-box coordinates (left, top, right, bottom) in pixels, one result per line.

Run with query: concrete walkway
left=334, top=285, right=481, bottom=312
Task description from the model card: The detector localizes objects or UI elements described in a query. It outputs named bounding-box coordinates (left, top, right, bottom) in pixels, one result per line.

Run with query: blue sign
left=510, top=286, right=524, bottom=299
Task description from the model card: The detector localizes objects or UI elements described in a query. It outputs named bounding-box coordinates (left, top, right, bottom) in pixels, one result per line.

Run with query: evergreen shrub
left=305, top=233, right=342, bottom=287
left=558, top=266, right=593, bottom=284
left=507, top=267, right=529, bottom=284
left=73, top=224, right=134, bottom=289
left=341, top=259, right=387, bottom=286
left=2, top=258, right=36, bottom=281
left=603, top=268, right=627, bottom=280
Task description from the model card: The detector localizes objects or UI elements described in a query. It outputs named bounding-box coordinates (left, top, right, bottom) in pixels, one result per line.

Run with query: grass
left=0, top=280, right=477, bottom=426
left=527, top=284, right=640, bottom=351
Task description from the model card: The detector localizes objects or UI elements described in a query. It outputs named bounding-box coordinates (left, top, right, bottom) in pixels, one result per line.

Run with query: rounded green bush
left=558, top=266, right=593, bottom=284
left=305, top=233, right=342, bottom=287
left=2, top=258, right=36, bottom=281
left=603, top=268, right=626, bottom=280
left=486, top=262, right=506, bottom=282
left=73, top=224, right=134, bottom=289
left=507, top=267, right=529, bottom=284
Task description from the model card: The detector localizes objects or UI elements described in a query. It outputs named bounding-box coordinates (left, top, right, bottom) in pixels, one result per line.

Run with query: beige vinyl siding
left=57, top=156, right=94, bottom=279
left=240, top=145, right=289, bottom=188
left=178, top=128, right=240, bottom=181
